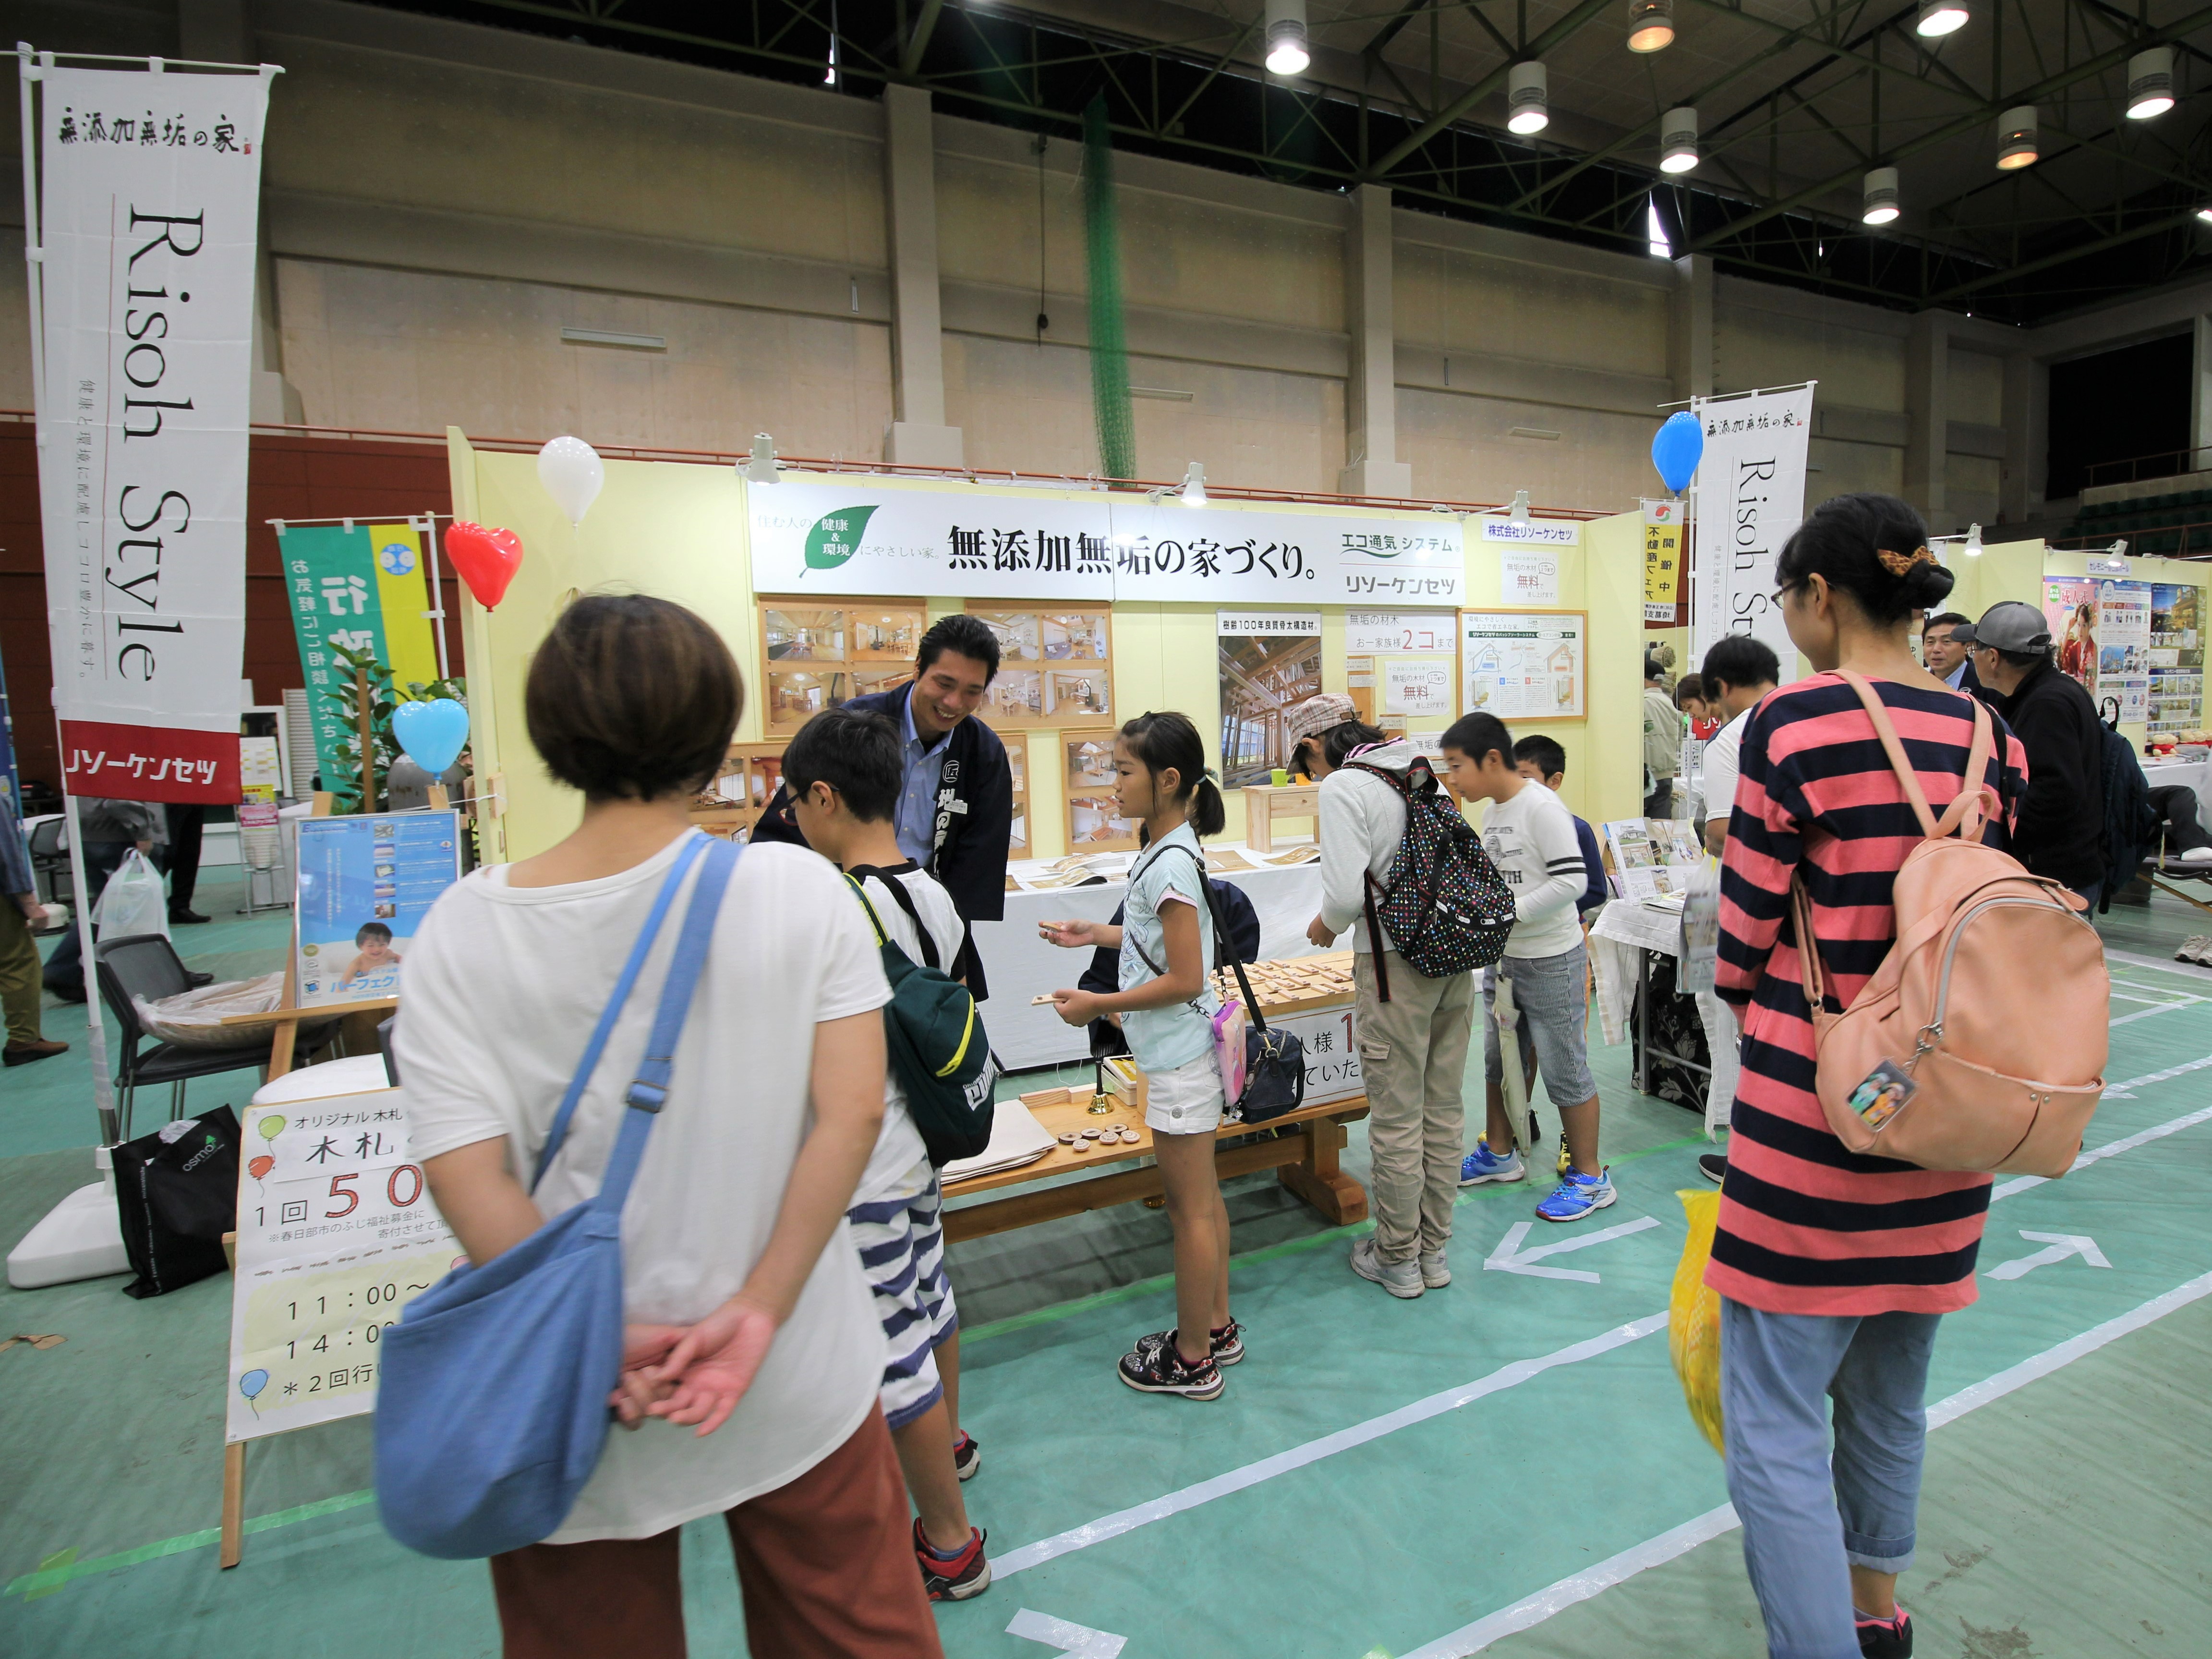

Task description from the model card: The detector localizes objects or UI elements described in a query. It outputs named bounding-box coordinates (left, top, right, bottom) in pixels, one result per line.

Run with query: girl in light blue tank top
left=1039, top=713, right=1239, bottom=1401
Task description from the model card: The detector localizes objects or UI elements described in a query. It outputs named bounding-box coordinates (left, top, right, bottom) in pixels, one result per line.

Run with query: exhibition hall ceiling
left=367, top=0, right=2212, bottom=324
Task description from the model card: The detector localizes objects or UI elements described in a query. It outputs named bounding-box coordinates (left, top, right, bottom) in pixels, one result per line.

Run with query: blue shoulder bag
left=375, top=832, right=735, bottom=1560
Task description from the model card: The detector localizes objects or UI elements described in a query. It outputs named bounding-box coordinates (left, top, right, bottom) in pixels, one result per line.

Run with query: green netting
left=1081, top=96, right=1136, bottom=482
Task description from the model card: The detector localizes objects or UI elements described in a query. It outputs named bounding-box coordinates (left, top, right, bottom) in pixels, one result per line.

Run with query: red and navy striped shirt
left=1707, top=672, right=2029, bottom=1317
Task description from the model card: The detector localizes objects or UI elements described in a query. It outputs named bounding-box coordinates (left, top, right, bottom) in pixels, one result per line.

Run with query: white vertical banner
left=1689, top=384, right=1815, bottom=676
left=34, top=63, right=272, bottom=801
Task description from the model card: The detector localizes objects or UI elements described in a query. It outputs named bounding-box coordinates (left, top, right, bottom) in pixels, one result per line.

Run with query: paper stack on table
left=939, top=1098, right=1058, bottom=1182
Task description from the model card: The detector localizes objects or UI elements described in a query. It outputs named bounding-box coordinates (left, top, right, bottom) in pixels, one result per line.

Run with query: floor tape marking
left=1395, top=1267, right=2212, bottom=1658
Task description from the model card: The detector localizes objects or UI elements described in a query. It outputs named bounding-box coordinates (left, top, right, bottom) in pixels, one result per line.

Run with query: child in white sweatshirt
left=1441, top=713, right=1617, bottom=1223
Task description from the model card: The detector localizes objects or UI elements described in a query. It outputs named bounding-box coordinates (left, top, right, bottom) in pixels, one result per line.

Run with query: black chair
left=25, top=814, right=69, bottom=908
left=93, top=934, right=334, bottom=1141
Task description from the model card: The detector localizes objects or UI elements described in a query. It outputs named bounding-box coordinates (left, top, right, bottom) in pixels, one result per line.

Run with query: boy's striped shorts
left=845, top=1157, right=960, bottom=1430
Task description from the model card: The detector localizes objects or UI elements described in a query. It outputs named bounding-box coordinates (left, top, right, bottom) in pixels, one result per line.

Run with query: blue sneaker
left=1535, top=1168, right=1617, bottom=1223
left=1459, top=1141, right=1526, bottom=1187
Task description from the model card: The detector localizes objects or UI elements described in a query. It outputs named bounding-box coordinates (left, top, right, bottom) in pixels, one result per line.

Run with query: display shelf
left=692, top=741, right=789, bottom=839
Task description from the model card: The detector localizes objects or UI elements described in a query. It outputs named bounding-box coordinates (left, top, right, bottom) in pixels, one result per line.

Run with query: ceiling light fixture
left=1995, top=105, right=2039, bottom=170
left=1508, top=489, right=1532, bottom=524
left=1507, top=61, right=1549, bottom=135
left=1180, top=461, right=1208, bottom=506
left=1264, top=0, right=1310, bottom=76
left=1659, top=106, right=1699, bottom=173
left=1627, top=0, right=1675, bottom=53
left=2127, top=46, right=2176, bottom=120
left=1915, top=0, right=1970, bottom=37
left=1862, top=166, right=1901, bottom=226
left=2197, top=206, right=2212, bottom=224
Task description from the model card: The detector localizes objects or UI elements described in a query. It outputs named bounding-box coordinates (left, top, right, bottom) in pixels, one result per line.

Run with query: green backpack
left=845, top=874, right=998, bottom=1166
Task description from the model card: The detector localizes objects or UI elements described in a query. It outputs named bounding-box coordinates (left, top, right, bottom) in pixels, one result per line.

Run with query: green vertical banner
left=277, top=523, right=439, bottom=789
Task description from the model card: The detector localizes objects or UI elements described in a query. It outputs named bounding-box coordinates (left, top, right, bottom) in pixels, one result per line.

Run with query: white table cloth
left=974, top=847, right=1330, bottom=1068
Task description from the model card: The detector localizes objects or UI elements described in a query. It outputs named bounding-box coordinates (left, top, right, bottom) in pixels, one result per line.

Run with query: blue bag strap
left=591, top=836, right=740, bottom=1216
left=529, top=832, right=710, bottom=1194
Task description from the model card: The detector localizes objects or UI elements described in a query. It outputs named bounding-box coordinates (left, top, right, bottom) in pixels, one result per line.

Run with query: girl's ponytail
left=1188, top=775, right=1226, bottom=839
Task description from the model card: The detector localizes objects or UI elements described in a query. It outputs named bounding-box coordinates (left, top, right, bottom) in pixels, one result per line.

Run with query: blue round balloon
left=239, top=1368, right=269, bottom=1400
left=392, top=697, right=471, bottom=777
left=1651, top=410, right=1704, bottom=495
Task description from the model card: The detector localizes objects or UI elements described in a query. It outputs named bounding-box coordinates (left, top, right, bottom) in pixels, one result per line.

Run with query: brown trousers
left=488, top=1408, right=943, bottom=1659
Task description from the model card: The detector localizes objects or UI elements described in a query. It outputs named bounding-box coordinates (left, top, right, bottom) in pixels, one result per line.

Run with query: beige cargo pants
left=1354, top=950, right=1475, bottom=1265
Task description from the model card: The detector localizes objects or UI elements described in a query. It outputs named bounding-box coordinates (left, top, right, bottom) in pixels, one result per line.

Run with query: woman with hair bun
left=1709, top=494, right=2029, bottom=1659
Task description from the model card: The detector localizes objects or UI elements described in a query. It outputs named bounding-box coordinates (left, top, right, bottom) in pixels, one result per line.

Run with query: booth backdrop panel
left=976, top=856, right=1329, bottom=1069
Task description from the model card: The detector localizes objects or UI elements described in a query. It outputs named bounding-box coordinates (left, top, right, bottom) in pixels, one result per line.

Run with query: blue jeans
left=1719, top=1298, right=1941, bottom=1659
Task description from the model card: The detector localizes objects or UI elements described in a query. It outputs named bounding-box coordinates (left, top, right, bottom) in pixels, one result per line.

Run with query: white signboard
left=1385, top=659, right=1454, bottom=719
left=1462, top=611, right=1586, bottom=722
left=226, top=1088, right=459, bottom=1442
left=1217, top=610, right=1323, bottom=636
left=1343, top=611, right=1456, bottom=655
left=1479, top=518, right=1579, bottom=546
left=1689, top=384, right=1815, bottom=673
left=746, top=477, right=1464, bottom=606
left=36, top=67, right=273, bottom=802
left=1501, top=549, right=1561, bottom=607
left=1271, top=1002, right=1364, bottom=1104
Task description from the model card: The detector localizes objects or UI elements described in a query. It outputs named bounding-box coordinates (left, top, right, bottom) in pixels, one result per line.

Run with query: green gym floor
left=4, top=877, right=2209, bottom=1658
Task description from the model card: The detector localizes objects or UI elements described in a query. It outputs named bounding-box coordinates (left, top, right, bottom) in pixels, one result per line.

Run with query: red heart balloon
left=445, top=521, right=524, bottom=612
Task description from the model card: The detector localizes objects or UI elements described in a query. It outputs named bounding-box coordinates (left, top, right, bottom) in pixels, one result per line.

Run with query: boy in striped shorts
left=786, top=707, right=991, bottom=1602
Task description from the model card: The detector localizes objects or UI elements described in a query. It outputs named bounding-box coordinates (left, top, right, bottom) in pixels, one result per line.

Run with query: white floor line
left=990, top=1087, right=2212, bottom=1586
left=991, top=1312, right=1671, bottom=1579
left=2111, top=999, right=2202, bottom=1027
left=2104, top=946, right=2212, bottom=985
left=1398, top=1268, right=2212, bottom=1658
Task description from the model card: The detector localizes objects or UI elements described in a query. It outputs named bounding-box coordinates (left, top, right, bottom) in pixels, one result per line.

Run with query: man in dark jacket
left=1962, top=600, right=2108, bottom=905
left=753, top=614, right=1014, bottom=995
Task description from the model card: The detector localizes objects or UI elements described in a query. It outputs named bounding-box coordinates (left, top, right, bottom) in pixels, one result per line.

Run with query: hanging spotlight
left=1507, top=62, right=1549, bottom=135
left=1180, top=461, right=1208, bottom=506
left=1659, top=107, right=1699, bottom=174
left=1508, top=490, right=1532, bottom=524
left=743, top=433, right=781, bottom=484
left=2127, top=46, right=2176, bottom=120
left=1963, top=523, right=1984, bottom=557
left=1995, top=105, right=2039, bottom=170
left=2197, top=206, right=2212, bottom=224
left=1264, top=0, right=1310, bottom=77
left=1627, top=0, right=1675, bottom=53
left=1862, top=166, right=1901, bottom=226
left=1915, top=0, right=1970, bottom=37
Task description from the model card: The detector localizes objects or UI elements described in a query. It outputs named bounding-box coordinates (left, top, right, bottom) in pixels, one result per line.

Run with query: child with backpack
left=1509, top=735, right=1608, bottom=919
left=1445, top=713, right=1618, bottom=1223
left=1307, top=723, right=1486, bottom=1298
left=783, top=707, right=991, bottom=1602
left=1040, top=712, right=1237, bottom=1400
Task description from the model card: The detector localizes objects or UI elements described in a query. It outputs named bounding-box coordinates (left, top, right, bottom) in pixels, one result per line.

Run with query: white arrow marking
left=1484, top=1215, right=1661, bottom=1283
left=1007, top=1608, right=1128, bottom=1657
left=1985, top=1229, right=2112, bottom=1282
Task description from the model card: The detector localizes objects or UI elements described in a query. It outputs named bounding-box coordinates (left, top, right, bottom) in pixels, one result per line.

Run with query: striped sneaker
left=914, top=1520, right=991, bottom=1601
left=952, top=1431, right=980, bottom=1482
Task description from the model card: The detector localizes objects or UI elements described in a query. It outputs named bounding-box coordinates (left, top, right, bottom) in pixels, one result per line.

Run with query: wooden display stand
left=1241, top=783, right=1320, bottom=852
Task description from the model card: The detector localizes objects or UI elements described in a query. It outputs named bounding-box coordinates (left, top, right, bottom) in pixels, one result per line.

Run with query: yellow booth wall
left=447, top=430, right=1652, bottom=864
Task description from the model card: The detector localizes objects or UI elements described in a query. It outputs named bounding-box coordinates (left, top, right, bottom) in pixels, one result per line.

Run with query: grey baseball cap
left=1956, top=601, right=2052, bottom=654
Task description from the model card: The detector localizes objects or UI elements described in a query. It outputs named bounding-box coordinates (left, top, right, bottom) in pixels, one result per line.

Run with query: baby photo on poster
left=294, top=813, right=463, bottom=1008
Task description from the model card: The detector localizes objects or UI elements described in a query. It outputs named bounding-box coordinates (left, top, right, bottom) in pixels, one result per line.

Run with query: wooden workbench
left=942, top=952, right=1369, bottom=1242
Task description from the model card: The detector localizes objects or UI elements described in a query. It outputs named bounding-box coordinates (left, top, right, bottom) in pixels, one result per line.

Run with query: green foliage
left=319, top=641, right=468, bottom=812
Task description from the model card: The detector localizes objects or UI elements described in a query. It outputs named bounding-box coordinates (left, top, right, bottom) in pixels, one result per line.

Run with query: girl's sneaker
left=1134, top=1321, right=1244, bottom=1367
left=952, top=1431, right=980, bottom=1481
left=914, top=1519, right=991, bottom=1601
left=2177, top=935, right=2210, bottom=963
left=1459, top=1140, right=1525, bottom=1186
left=1535, top=1167, right=1617, bottom=1223
left=1118, top=1338, right=1225, bottom=1400
left=1854, top=1606, right=1912, bottom=1656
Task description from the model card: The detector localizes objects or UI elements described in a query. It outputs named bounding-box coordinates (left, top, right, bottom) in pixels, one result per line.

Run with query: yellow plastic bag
left=1668, top=1187, right=1725, bottom=1454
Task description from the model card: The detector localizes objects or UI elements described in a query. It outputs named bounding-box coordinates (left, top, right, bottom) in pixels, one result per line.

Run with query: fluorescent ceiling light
left=1507, top=62, right=1548, bottom=135
left=1915, top=0, right=1970, bottom=37
left=1265, top=0, right=1309, bottom=75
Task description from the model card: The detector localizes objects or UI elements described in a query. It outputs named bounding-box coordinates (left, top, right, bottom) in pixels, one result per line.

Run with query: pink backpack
left=1793, top=672, right=2107, bottom=1177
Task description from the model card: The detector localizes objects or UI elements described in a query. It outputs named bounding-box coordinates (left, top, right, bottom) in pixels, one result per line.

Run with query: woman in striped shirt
left=1711, top=493, right=2027, bottom=1659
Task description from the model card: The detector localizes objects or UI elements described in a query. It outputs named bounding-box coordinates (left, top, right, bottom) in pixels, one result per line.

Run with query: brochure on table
left=293, top=811, right=463, bottom=1007
left=1601, top=817, right=1705, bottom=903
left=226, top=1087, right=460, bottom=1442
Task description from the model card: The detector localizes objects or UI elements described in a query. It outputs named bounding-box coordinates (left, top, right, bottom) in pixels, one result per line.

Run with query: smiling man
left=1919, top=610, right=1981, bottom=694
left=753, top=614, right=1014, bottom=994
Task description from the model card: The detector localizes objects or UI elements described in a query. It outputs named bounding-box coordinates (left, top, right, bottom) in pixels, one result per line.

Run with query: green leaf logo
left=803, top=506, right=878, bottom=572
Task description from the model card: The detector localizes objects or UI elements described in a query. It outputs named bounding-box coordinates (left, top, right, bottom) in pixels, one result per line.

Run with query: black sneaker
left=1855, top=1608, right=1911, bottom=1657
left=952, top=1431, right=980, bottom=1482
left=1698, top=1152, right=1727, bottom=1184
left=914, top=1519, right=991, bottom=1601
left=1118, top=1339, right=1224, bottom=1400
left=1135, top=1321, right=1243, bottom=1367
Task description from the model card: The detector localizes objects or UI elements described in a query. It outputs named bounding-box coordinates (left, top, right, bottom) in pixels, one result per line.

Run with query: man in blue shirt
left=755, top=615, right=1015, bottom=994
left=1, top=793, right=66, bottom=1065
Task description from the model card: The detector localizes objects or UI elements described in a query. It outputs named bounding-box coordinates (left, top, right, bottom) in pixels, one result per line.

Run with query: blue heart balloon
left=393, top=697, right=470, bottom=776
left=1651, top=410, right=1705, bottom=495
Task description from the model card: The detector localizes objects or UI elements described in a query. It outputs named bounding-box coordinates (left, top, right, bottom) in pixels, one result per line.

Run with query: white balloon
left=537, top=435, right=605, bottom=526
